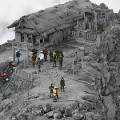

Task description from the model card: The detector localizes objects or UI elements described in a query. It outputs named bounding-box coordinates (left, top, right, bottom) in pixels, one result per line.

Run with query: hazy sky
left=0, top=0, right=119, bottom=44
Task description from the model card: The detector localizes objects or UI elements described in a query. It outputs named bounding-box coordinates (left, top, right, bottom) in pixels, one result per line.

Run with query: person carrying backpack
left=16, top=49, right=21, bottom=65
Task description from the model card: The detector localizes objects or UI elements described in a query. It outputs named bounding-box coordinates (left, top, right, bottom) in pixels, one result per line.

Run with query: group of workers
left=49, top=77, right=65, bottom=102
left=31, top=48, right=64, bottom=72
left=15, top=48, right=65, bottom=102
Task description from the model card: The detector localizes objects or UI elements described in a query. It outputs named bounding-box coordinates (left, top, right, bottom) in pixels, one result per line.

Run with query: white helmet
left=41, top=51, right=43, bottom=53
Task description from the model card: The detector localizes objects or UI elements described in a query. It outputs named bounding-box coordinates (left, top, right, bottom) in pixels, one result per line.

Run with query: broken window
left=40, top=39, right=43, bottom=43
left=21, top=34, right=24, bottom=42
left=28, top=35, right=32, bottom=43
left=32, top=35, right=36, bottom=44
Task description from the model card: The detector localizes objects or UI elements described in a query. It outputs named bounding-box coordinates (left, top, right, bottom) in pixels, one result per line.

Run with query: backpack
left=16, top=51, right=21, bottom=58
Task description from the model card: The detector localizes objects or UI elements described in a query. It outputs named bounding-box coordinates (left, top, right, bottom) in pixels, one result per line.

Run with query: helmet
left=54, top=86, right=57, bottom=88
left=51, top=83, right=53, bottom=86
left=41, top=51, right=43, bottom=53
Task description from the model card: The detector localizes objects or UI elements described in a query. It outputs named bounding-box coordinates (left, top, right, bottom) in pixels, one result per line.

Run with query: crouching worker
left=49, top=83, right=54, bottom=98
left=53, top=86, right=58, bottom=102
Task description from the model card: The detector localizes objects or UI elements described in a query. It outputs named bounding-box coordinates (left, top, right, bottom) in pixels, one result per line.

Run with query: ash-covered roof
left=8, top=0, right=93, bottom=34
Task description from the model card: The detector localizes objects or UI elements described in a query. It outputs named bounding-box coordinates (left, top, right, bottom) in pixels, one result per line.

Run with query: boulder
left=90, top=63, right=102, bottom=71
left=64, top=108, right=72, bottom=117
left=53, top=112, right=62, bottom=119
left=32, top=108, right=44, bottom=116
left=18, top=114, right=28, bottom=120
left=59, top=107, right=66, bottom=114
left=109, top=66, right=117, bottom=72
left=45, top=103, right=52, bottom=112
left=108, top=62, right=117, bottom=67
left=84, top=56, right=92, bottom=62
left=82, top=102, right=95, bottom=112
left=4, top=104, right=12, bottom=113
left=85, top=112, right=101, bottom=120
left=72, top=113, right=84, bottom=120
left=72, top=109, right=79, bottom=116
left=45, top=111, right=54, bottom=118
left=0, top=106, right=3, bottom=113
left=30, top=105, right=44, bottom=116
left=0, top=94, right=3, bottom=102
left=70, top=100, right=80, bottom=110
left=82, top=95, right=98, bottom=103
left=11, top=116, right=18, bottom=120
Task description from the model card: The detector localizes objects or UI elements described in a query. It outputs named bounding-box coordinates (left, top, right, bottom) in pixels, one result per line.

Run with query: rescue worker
left=49, top=83, right=54, bottom=98
left=59, top=50, right=64, bottom=58
left=58, top=53, right=64, bottom=69
left=39, top=51, right=44, bottom=65
left=32, top=49, right=37, bottom=67
left=53, top=52, right=57, bottom=67
left=32, top=49, right=38, bottom=55
left=36, top=57, right=41, bottom=72
left=60, top=77, right=65, bottom=92
left=32, top=54, right=37, bottom=67
left=55, top=49, right=60, bottom=61
left=49, top=49, right=53, bottom=62
left=43, top=48, right=48, bottom=61
left=16, top=49, right=21, bottom=65
left=55, top=87, right=59, bottom=99
left=52, top=86, right=58, bottom=102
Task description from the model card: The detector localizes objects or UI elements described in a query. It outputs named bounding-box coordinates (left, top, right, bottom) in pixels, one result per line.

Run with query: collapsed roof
left=8, top=0, right=93, bottom=35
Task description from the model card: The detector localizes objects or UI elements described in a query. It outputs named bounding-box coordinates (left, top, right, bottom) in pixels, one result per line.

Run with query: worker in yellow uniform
left=52, top=86, right=58, bottom=102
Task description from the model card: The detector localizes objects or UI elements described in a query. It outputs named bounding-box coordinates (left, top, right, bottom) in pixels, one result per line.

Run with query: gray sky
left=0, top=0, right=119, bottom=44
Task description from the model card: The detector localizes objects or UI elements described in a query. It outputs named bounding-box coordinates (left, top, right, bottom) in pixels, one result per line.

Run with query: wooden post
left=39, top=36, right=41, bottom=53
left=26, top=43, right=29, bottom=65
left=12, top=42, right=15, bottom=63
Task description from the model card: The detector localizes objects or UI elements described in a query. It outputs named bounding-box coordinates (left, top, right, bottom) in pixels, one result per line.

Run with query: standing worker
left=60, top=77, right=65, bottom=92
left=58, top=53, right=64, bottom=69
left=43, top=48, right=48, bottom=61
left=32, top=54, right=36, bottom=67
left=16, top=49, right=22, bottom=65
left=53, top=52, right=57, bottom=67
left=36, top=57, right=41, bottom=72
left=55, top=49, right=60, bottom=61
left=52, top=86, right=58, bottom=102
left=49, top=48, right=53, bottom=62
left=49, top=83, right=54, bottom=98
left=39, top=51, right=44, bottom=65
left=32, top=49, right=38, bottom=67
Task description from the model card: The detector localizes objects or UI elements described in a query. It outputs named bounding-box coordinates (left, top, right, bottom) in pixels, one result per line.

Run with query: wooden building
left=7, top=0, right=94, bottom=47
left=8, top=0, right=110, bottom=48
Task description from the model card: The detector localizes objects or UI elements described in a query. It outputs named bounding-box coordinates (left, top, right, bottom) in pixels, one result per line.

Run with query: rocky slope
left=0, top=25, right=119, bottom=120
left=0, top=1, right=120, bottom=120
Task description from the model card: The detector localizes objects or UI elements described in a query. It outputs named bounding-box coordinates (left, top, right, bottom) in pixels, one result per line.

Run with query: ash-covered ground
left=0, top=26, right=120, bottom=120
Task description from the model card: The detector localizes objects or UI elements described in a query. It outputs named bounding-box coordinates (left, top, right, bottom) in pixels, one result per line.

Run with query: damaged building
left=8, top=0, right=111, bottom=48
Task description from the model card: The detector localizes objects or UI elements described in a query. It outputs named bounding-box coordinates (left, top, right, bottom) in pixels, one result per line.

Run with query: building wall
left=15, top=32, right=21, bottom=41
left=24, top=33, right=28, bottom=42
left=48, top=28, right=70, bottom=44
